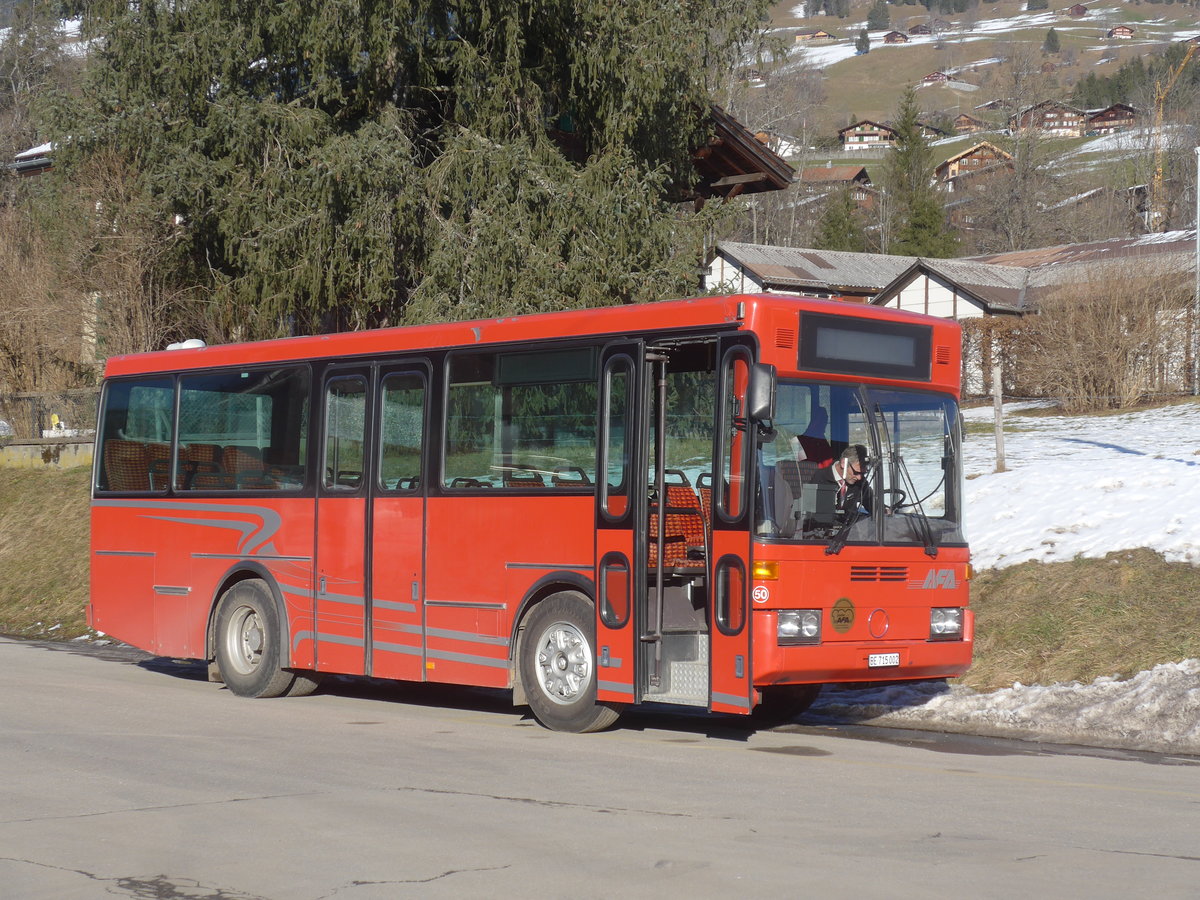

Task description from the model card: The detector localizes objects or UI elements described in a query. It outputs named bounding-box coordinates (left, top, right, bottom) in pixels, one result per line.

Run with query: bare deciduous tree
left=1017, top=266, right=1193, bottom=413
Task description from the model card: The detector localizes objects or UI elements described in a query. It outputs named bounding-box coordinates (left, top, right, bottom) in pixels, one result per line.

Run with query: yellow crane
left=1148, top=41, right=1194, bottom=231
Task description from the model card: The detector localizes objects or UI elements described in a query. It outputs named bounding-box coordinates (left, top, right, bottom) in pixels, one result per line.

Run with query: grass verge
left=0, top=467, right=91, bottom=639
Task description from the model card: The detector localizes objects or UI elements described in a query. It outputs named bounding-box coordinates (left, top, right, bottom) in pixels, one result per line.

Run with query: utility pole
left=992, top=361, right=1006, bottom=474
left=1194, top=146, right=1199, bottom=396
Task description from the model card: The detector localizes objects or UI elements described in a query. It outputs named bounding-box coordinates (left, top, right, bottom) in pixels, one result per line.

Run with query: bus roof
left=102, top=293, right=960, bottom=382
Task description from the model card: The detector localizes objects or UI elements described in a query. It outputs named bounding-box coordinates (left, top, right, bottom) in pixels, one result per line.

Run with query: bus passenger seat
left=648, top=485, right=707, bottom=571
left=103, top=440, right=152, bottom=492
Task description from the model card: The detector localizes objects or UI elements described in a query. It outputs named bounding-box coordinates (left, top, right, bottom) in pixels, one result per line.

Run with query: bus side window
left=444, top=350, right=598, bottom=490
left=178, top=367, right=309, bottom=492
left=379, top=373, right=425, bottom=492
left=324, top=377, right=367, bottom=491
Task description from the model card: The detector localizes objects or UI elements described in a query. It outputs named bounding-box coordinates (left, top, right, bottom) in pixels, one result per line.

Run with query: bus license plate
left=868, top=652, right=900, bottom=668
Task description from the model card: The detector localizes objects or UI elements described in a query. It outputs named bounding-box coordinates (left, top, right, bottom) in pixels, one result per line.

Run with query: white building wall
left=703, top=255, right=765, bottom=294
left=877, top=275, right=985, bottom=320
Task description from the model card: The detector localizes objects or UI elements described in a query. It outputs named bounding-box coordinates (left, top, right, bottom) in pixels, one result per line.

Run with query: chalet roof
left=937, top=140, right=1013, bottom=168
left=715, top=242, right=912, bottom=293
left=837, top=119, right=896, bottom=136
left=1086, top=102, right=1138, bottom=117
left=968, top=230, right=1196, bottom=274
left=691, top=105, right=795, bottom=199
left=798, top=165, right=871, bottom=184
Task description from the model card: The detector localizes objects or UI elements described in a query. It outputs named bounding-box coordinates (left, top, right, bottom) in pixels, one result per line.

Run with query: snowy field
left=811, top=400, right=1200, bottom=755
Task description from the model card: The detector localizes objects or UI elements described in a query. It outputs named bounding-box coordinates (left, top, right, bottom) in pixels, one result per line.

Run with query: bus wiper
left=894, top=451, right=938, bottom=558
left=825, top=455, right=876, bottom=556
left=824, top=515, right=856, bottom=555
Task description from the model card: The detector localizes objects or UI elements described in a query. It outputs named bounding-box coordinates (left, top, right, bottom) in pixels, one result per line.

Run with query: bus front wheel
left=520, top=592, right=620, bottom=733
left=214, top=579, right=296, bottom=699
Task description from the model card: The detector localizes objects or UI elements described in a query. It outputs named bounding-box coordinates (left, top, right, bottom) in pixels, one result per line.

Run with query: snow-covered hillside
left=810, top=400, right=1200, bottom=755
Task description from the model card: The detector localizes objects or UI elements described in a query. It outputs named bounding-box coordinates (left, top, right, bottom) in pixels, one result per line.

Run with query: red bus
left=89, top=294, right=972, bottom=732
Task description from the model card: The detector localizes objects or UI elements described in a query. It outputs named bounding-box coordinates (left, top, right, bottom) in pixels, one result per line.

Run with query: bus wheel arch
left=517, top=589, right=621, bottom=733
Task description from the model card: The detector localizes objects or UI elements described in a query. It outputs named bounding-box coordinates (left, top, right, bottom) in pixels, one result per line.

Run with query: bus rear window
left=95, top=378, right=174, bottom=492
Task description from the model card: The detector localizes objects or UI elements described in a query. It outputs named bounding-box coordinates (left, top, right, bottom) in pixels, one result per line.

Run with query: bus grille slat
left=849, top=565, right=909, bottom=582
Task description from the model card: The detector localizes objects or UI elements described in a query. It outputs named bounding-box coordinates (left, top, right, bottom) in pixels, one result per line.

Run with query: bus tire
left=284, top=671, right=323, bottom=697
left=520, top=592, right=620, bottom=733
left=214, top=579, right=295, bottom=699
left=750, top=684, right=822, bottom=726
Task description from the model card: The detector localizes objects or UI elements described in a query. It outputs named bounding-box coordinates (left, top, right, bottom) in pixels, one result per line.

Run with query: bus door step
left=643, top=633, right=709, bottom=707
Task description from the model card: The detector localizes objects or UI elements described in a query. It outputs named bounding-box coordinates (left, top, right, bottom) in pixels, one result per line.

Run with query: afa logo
left=916, top=569, right=958, bottom=590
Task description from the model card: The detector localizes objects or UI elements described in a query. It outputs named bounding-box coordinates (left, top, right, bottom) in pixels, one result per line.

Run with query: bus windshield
left=758, top=381, right=965, bottom=552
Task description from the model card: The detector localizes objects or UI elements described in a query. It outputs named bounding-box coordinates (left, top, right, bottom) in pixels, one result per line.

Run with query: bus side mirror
left=748, top=363, right=777, bottom=422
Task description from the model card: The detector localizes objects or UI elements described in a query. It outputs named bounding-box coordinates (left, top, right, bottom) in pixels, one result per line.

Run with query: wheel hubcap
left=228, top=606, right=263, bottom=674
left=534, top=622, right=592, bottom=705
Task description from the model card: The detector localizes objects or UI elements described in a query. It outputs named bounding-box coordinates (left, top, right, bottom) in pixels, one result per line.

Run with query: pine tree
left=49, top=1, right=773, bottom=339
left=1043, top=27, right=1060, bottom=55
left=855, top=29, right=871, bottom=54
left=814, top=188, right=867, bottom=251
left=882, top=87, right=956, bottom=258
left=866, top=0, right=891, bottom=30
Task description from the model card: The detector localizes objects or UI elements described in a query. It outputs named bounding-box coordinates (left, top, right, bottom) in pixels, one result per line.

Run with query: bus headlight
left=929, top=607, right=964, bottom=641
left=778, top=610, right=821, bottom=646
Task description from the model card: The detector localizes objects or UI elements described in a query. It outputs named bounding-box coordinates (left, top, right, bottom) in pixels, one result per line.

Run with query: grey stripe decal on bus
left=152, top=585, right=191, bottom=596
left=372, top=599, right=417, bottom=613
left=426, top=627, right=509, bottom=647
left=320, top=591, right=365, bottom=607
left=93, top=499, right=283, bottom=555
left=598, top=680, right=635, bottom=696
left=94, top=550, right=156, bottom=558
left=424, top=599, right=506, bottom=610
left=195, top=552, right=312, bottom=562
left=372, top=640, right=422, bottom=656
left=290, top=630, right=364, bottom=651
left=426, top=648, right=509, bottom=669
left=504, top=562, right=591, bottom=571
left=711, top=691, right=751, bottom=710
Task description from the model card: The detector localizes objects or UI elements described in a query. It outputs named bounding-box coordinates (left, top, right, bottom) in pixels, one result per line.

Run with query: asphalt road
left=3, top=635, right=1199, bottom=899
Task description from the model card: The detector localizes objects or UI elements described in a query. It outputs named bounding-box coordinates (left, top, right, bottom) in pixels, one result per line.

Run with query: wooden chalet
left=838, top=119, right=898, bottom=151
left=797, top=164, right=874, bottom=208
left=1064, top=3, right=1088, bottom=16
left=922, top=71, right=950, bottom=83
left=1107, top=24, right=1133, bottom=39
left=908, top=23, right=932, bottom=35
left=795, top=28, right=836, bottom=41
left=1085, top=103, right=1138, bottom=135
left=934, top=141, right=1014, bottom=192
left=953, top=113, right=988, bottom=134
left=883, top=31, right=909, bottom=44
left=1009, top=100, right=1085, bottom=137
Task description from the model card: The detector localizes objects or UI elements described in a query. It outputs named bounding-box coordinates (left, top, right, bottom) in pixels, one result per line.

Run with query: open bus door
left=594, top=342, right=647, bottom=706
left=707, top=336, right=762, bottom=714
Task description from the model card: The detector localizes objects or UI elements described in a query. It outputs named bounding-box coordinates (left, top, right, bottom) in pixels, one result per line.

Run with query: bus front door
left=594, top=343, right=647, bottom=706
left=707, top=337, right=757, bottom=714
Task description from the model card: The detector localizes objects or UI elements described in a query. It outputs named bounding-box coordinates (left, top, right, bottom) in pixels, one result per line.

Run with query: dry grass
left=0, top=468, right=91, bottom=638
left=963, top=548, right=1200, bottom=691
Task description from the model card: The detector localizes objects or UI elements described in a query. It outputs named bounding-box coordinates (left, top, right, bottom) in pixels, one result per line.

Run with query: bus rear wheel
left=520, top=592, right=620, bottom=733
left=214, top=579, right=296, bottom=699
